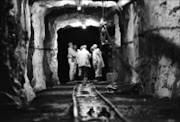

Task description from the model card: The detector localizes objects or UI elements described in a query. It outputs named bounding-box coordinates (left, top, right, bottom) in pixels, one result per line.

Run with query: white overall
left=68, top=47, right=77, bottom=81
left=92, top=48, right=104, bottom=78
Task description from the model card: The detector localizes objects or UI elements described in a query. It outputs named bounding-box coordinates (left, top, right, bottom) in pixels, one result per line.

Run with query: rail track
left=72, top=81, right=132, bottom=122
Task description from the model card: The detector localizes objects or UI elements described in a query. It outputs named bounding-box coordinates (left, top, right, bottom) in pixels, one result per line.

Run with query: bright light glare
left=100, top=18, right=107, bottom=26
left=118, top=0, right=131, bottom=6
left=100, top=18, right=104, bottom=24
left=71, top=21, right=82, bottom=27
left=82, top=24, right=87, bottom=29
left=77, top=6, right=81, bottom=11
left=58, top=18, right=101, bottom=29
left=85, top=19, right=100, bottom=27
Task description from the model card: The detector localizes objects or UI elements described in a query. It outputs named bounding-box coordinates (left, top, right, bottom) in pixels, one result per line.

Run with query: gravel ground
left=94, top=81, right=180, bottom=122
left=0, top=81, right=180, bottom=122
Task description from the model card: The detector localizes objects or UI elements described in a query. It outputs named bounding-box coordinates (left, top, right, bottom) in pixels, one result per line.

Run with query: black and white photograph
left=0, top=0, right=180, bottom=121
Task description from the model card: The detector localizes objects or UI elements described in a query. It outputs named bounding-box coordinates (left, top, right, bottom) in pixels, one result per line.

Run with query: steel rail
left=95, top=87, right=133, bottom=122
left=72, top=84, right=78, bottom=120
left=72, top=82, right=133, bottom=122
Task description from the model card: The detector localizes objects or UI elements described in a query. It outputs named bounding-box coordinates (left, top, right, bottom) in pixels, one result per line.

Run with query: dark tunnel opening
left=57, top=26, right=108, bottom=84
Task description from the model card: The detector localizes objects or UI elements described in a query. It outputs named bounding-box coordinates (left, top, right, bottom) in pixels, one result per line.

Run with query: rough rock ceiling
left=46, top=6, right=110, bottom=18
left=39, top=0, right=119, bottom=28
left=31, top=0, right=134, bottom=28
left=45, top=6, right=114, bottom=22
left=31, top=0, right=118, bottom=7
left=30, top=0, right=119, bottom=5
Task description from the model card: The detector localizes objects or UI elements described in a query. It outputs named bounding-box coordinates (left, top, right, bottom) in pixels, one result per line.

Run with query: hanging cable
left=102, top=0, right=104, bottom=19
left=77, top=0, right=81, bottom=11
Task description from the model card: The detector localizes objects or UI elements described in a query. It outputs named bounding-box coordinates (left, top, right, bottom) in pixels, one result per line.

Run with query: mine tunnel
left=1, top=0, right=180, bottom=122
left=57, top=26, right=115, bottom=83
left=57, top=26, right=101, bottom=83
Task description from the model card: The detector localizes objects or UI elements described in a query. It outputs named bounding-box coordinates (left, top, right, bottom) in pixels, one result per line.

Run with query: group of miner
left=67, top=42, right=104, bottom=82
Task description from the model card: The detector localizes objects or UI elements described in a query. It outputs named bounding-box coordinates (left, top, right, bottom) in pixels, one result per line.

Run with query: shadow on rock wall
left=138, top=32, right=180, bottom=97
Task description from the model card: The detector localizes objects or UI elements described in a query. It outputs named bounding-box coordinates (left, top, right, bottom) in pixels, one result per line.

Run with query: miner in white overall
left=67, top=42, right=77, bottom=81
left=76, top=45, right=91, bottom=81
left=76, top=46, right=82, bottom=78
left=91, top=44, right=105, bottom=81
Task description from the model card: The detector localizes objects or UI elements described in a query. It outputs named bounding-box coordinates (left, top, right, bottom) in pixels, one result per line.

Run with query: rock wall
left=31, top=2, right=47, bottom=91
left=44, top=14, right=59, bottom=87
left=138, top=0, right=180, bottom=98
left=118, top=2, right=140, bottom=85
left=118, top=0, right=180, bottom=98
left=0, top=0, right=35, bottom=107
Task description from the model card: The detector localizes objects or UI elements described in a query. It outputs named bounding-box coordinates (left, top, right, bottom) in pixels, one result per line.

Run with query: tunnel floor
left=0, top=81, right=180, bottom=122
